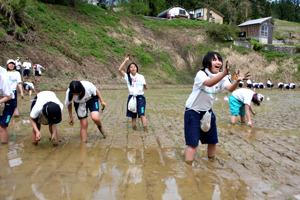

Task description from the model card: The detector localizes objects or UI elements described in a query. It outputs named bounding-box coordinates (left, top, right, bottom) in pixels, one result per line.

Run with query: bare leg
left=13, top=108, right=19, bottom=117
left=185, top=145, right=197, bottom=161
left=29, top=90, right=32, bottom=96
left=207, top=144, right=216, bottom=157
left=140, top=115, right=147, bottom=126
left=49, top=124, right=59, bottom=145
left=32, top=123, right=41, bottom=144
left=90, top=111, right=101, bottom=126
left=231, top=115, right=237, bottom=124
left=240, top=115, right=246, bottom=123
left=79, top=118, right=88, bottom=142
left=0, top=125, right=9, bottom=144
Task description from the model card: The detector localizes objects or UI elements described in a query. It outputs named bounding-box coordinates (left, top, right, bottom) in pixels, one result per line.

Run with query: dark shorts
left=13, top=90, right=17, bottom=108
left=74, top=95, right=99, bottom=119
left=35, top=71, right=41, bottom=76
left=278, top=84, right=284, bottom=89
left=254, top=85, right=259, bottom=88
left=239, top=83, right=243, bottom=87
left=291, top=85, right=295, bottom=89
left=247, top=84, right=252, bottom=88
left=267, top=84, right=274, bottom=88
left=259, top=85, right=264, bottom=89
left=23, top=69, right=30, bottom=76
left=126, top=95, right=146, bottom=118
left=0, top=99, right=16, bottom=126
left=285, top=85, right=290, bottom=89
left=184, top=109, right=218, bottom=146
left=23, top=83, right=31, bottom=91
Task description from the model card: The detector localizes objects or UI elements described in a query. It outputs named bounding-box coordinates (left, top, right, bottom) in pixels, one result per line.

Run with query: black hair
left=202, top=51, right=223, bottom=72
left=126, top=62, right=138, bottom=86
left=68, top=81, right=85, bottom=102
left=7, top=62, right=16, bottom=71
left=252, top=94, right=260, bottom=106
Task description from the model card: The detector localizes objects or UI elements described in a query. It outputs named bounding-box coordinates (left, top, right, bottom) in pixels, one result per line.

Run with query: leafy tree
left=250, top=0, right=260, bottom=19
left=149, top=0, right=167, bottom=16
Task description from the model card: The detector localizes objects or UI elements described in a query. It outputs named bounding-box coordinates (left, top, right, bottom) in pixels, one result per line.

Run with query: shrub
left=250, top=37, right=263, bottom=51
left=206, top=24, right=239, bottom=41
left=138, top=52, right=154, bottom=65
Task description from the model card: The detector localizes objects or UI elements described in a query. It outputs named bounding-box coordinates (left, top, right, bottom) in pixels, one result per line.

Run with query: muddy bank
left=0, top=88, right=300, bottom=199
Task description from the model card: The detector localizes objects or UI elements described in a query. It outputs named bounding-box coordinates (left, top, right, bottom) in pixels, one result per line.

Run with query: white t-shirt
left=239, top=81, right=243, bottom=84
left=278, top=82, right=283, bottom=86
left=65, top=81, right=97, bottom=105
left=247, top=79, right=252, bottom=84
left=284, top=84, right=289, bottom=87
left=24, top=82, right=35, bottom=90
left=267, top=80, right=272, bottom=85
left=0, top=73, right=13, bottom=98
left=23, top=62, right=31, bottom=70
left=7, top=71, right=22, bottom=98
left=259, top=82, right=264, bottom=86
left=185, top=70, right=230, bottom=111
left=30, top=91, right=63, bottom=119
left=290, top=83, right=295, bottom=87
left=122, top=73, right=146, bottom=95
left=15, top=60, right=22, bottom=70
left=232, top=88, right=255, bottom=106
left=35, top=64, right=43, bottom=73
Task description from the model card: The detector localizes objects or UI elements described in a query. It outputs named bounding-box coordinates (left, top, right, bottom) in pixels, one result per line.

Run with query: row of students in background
left=15, top=57, right=45, bottom=83
left=278, top=82, right=296, bottom=90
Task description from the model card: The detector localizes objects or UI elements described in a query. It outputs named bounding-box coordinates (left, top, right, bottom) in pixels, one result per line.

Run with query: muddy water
left=1, top=87, right=300, bottom=199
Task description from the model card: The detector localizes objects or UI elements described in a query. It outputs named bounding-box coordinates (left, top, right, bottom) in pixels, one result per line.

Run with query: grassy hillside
left=0, top=2, right=299, bottom=90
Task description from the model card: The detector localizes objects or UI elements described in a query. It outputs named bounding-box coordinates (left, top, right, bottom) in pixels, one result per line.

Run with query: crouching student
left=239, top=80, right=244, bottom=88
left=118, top=54, right=148, bottom=131
left=290, top=83, right=295, bottom=90
left=278, top=82, right=284, bottom=90
left=229, top=88, right=264, bottom=127
left=284, top=83, right=290, bottom=90
left=30, top=91, right=63, bottom=146
left=0, top=72, right=13, bottom=144
left=267, top=79, right=274, bottom=89
left=23, top=81, right=37, bottom=96
left=246, top=79, right=252, bottom=89
left=65, top=81, right=107, bottom=142
left=184, top=52, right=249, bottom=164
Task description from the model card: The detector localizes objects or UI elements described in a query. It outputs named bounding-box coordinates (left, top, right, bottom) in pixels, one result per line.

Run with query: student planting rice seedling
left=267, top=79, right=274, bottom=89
left=278, top=82, right=284, bottom=90
left=65, top=81, right=107, bottom=142
left=118, top=54, right=148, bottom=132
left=229, top=88, right=264, bottom=127
left=184, top=51, right=250, bottom=164
left=30, top=91, right=63, bottom=146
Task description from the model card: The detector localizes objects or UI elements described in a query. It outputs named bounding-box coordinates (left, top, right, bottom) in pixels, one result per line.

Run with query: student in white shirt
left=267, top=79, right=274, bottom=89
left=6, top=59, right=24, bottom=117
left=238, top=80, right=244, bottom=88
left=65, top=81, right=107, bottom=141
left=22, top=57, right=32, bottom=82
left=15, top=57, right=22, bottom=75
left=30, top=91, right=63, bottom=146
left=229, top=88, right=264, bottom=127
left=118, top=54, right=148, bottom=132
left=278, top=82, right=284, bottom=90
left=284, top=83, right=290, bottom=90
left=184, top=52, right=249, bottom=164
left=289, top=83, right=295, bottom=90
left=23, top=81, right=37, bottom=96
left=0, top=71, right=13, bottom=144
left=33, top=64, right=45, bottom=82
left=259, top=82, right=265, bottom=90
left=246, top=79, right=252, bottom=89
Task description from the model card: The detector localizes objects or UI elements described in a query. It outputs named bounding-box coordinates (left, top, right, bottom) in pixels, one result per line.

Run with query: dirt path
left=0, top=87, right=299, bottom=199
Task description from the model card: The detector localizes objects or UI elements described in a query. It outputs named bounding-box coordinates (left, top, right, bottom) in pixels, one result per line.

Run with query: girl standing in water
left=184, top=52, right=249, bottom=164
left=118, top=54, right=148, bottom=131
left=65, top=81, right=107, bottom=141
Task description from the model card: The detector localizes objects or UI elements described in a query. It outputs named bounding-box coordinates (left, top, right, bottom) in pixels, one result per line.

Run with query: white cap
left=7, top=59, right=15, bottom=65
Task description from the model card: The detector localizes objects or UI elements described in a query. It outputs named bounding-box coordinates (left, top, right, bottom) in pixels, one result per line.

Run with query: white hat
left=257, top=94, right=264, bottom=103
left=7, top=59, right=15, bottom=65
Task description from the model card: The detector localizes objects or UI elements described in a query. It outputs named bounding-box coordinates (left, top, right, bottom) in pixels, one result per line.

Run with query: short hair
left=202, top=52, right=223, bottom=71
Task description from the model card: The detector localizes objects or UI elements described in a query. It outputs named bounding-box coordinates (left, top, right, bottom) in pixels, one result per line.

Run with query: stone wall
left=234, top=39, right=299, bottom=55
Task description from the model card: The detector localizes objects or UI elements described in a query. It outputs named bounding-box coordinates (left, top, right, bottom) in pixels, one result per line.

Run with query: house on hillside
left=87, top=0, right=99, bottom=6
left=238, top=17, right=273, bottom=44
left=188, top=7, right=224, bottom=24
left=157, top=6, right=190, bottom=19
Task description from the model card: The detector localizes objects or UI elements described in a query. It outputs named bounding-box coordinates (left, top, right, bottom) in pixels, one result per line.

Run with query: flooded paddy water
left=1, top=86, right=300, bottom=199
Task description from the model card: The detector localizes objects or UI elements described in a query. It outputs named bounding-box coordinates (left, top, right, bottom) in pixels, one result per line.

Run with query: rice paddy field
left=1, top=86, right=300, bottom=199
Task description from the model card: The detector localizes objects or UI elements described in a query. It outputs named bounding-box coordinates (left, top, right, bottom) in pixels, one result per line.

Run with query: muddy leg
left=49, top=124, right=59, bottom=146
left=91, top=111, right=107, bottom=138
left=240, top=115, right=246, bottom=123
left=231, top=115, right=237, bottom=124
left=13, top=108, right=19, bottom=117
left=132, top=117, right=137, bottom=130
left=32, top=123, right=41, bottom=145
left=0, top=125, right=9, bottom=144
left=79, top=118, right=88, bottom=142
left=140, top=116, right=147, bottom=132
left=185, top=145, right=197, bottom=161
left=207, top=144, right=216, bottom=157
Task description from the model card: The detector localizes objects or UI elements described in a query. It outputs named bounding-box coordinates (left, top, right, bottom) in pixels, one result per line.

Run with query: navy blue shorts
left=239, top=83, right=243, bottom=87
left=23, top=83, right=31, bottom=91
left=291, top=85, right=295, bottom=89
left=184, top=109, right=218, bottom=146
left=278, top=84, right=283, bottom=89
left=126, top=95, right=146, bottom=118
left=0, top=99, right=16, bottom=126
left=35, top=71, right=41, bottom=76
left=74, top=95, right=99, bottom=119
left=247, top=84, right=252, bottom=88
left=285, top=85, right=290, bottom=89
left=259, top=85, right=264, bottom=88
left=267, top=84, right=274, bottom=88
left=23, top=69, right=30, bottom=76
left=254, top=85, right=259, bottom=88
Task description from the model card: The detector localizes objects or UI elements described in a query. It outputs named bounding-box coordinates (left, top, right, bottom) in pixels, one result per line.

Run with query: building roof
left=157, top=5, right=187, bottom=18
left=188, top=7, right=224, bottom=17
left=238, top=17, right=272, bottom=27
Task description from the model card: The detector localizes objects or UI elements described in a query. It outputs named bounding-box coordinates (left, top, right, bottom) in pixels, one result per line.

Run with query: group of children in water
left=1, top=51, right=297, bottom=166
left=237, top=77, right=296, bottom=91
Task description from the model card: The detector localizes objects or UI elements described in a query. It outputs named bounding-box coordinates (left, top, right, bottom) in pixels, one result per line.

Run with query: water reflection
left=162, top=176, right=181, bottom=200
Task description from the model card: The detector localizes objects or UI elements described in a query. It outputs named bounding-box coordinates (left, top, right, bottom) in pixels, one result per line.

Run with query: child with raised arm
left=229, top=88, right=264, bottom=127
left=65, top=81, right=107, bottom=141
left=118, top=54, right=148, bottom=131
left=184, top=52, right=249, bottom=164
